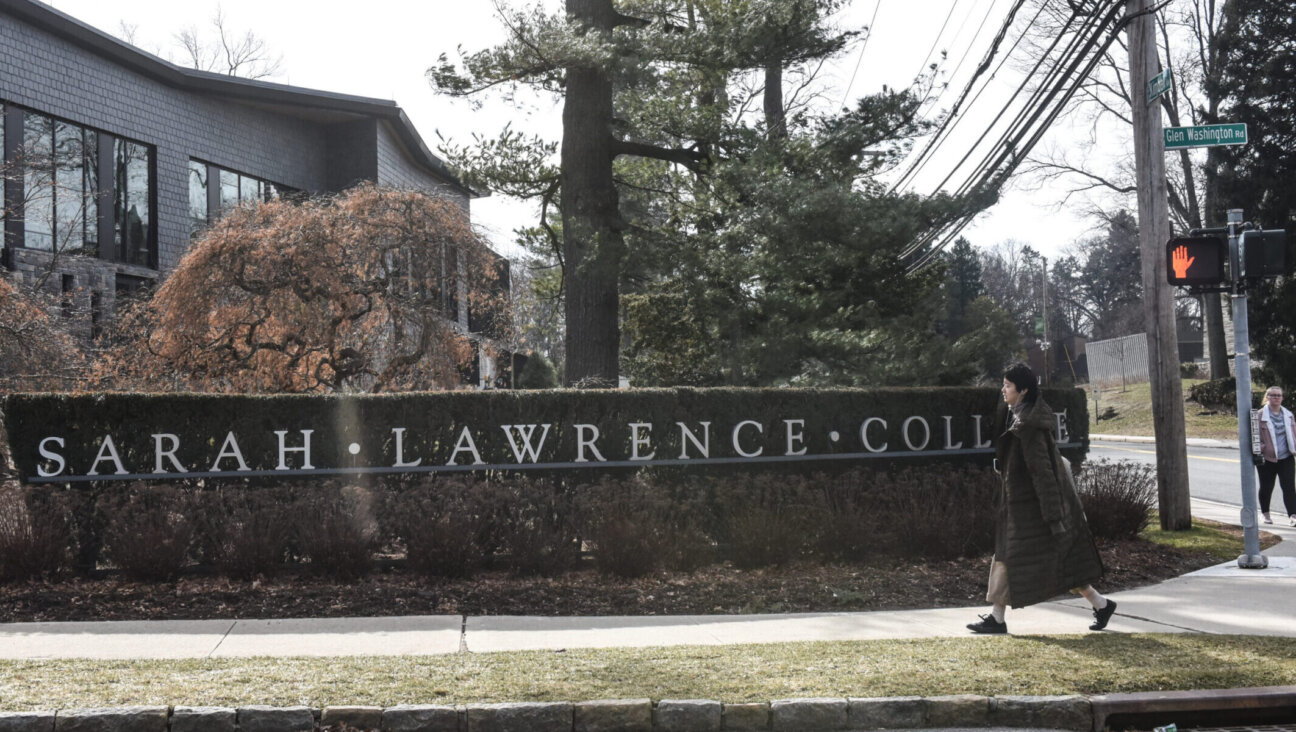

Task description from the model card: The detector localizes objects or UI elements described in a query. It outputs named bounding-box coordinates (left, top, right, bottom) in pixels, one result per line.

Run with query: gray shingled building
left=1, top=0, right=487, bottom=335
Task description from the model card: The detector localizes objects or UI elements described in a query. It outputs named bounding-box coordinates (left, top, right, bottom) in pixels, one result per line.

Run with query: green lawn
left=2, top=635, right=1294, bottom=710
left=1085, top=380, right=1254, bottom=440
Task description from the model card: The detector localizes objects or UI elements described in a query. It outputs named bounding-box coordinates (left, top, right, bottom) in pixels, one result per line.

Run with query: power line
left=912, top=0, right=962, bottom=81
left=891, top=0, right=1037, bottom=192
left=901, top=1, right=1133, bottom=270
left=839, top=0, right=883, bottom=109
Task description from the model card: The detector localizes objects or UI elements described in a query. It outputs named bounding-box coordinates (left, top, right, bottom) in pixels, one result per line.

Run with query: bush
left=1188, top=377, right=1262, bottom=413
left=99, top=485, right=195, bottom=581
left=380, top=477, right=488, bottom=578
left=0, top=486, right=73, bottom=581
left=1078, top=459, right=1156, bottom=539
left=1180, top=362, right=1204, bottom=379
left=209, top=489, right=291, bottom=580
left=488, top=479, right=581, bottom=576
left=294, top=483, right=377, bottom=581
left=864, top=467, right=998, bottom=560
left=717, top=475, right=823, bottom=569
left=517, top=351, right=560, bottom=389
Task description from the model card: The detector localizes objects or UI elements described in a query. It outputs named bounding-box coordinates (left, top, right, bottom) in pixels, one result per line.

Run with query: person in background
left=967, top=363, right=1117, bottom=635
left=1256, top=386, right=1296, bottom=526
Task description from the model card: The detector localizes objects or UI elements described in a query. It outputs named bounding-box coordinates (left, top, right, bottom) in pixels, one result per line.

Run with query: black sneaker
left=966, top=614, right=1007, bottom=634
left=1089, top=599, right=1118, bottom=631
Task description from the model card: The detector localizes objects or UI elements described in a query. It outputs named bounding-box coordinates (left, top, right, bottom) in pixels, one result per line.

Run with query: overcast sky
left=44, top=0, right=1111, bottom=262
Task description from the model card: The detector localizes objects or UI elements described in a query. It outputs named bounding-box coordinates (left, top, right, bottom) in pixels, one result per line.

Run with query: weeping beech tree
left=98, top=185, right=502, bottom=393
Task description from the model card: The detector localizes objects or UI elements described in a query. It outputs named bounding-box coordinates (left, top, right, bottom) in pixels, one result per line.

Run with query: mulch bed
left=0, top=537, right=1224, bottom=623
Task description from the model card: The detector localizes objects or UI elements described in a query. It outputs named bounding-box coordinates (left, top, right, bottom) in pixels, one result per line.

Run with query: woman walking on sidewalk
left=967, top=363, right=1117, bottom=635
left=1255, top=386, right=1296, bottom=526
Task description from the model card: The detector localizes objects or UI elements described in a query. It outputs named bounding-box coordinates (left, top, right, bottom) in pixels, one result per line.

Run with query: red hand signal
left=1172, top=245, right=1195, bottom=279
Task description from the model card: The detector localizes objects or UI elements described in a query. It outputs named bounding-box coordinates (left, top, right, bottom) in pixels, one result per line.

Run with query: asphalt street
left=1090, top=439, right=1251, bottom=508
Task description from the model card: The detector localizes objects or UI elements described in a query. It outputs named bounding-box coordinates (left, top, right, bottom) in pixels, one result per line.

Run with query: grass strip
left=3, top=635, right=1295, bottom=710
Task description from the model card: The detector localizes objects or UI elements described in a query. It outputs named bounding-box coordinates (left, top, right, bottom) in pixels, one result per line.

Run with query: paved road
left=1090, top=439, right=1250, bottom=508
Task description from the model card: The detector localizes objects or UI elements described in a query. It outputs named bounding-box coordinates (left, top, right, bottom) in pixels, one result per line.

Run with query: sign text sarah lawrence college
left=4, top=390, right=1087, bottom=484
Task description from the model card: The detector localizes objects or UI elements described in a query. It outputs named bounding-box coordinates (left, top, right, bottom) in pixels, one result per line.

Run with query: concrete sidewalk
left=1, top=498, right=1291, bottom=660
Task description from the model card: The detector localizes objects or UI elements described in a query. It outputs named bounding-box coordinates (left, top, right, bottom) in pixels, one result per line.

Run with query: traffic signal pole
left=1229, top=208, right=1266, bottom=568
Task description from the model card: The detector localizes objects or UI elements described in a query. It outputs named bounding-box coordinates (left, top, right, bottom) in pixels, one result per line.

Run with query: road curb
left=4, top=686, right=1293, bottom=731
left=1091, top=434, right=1239, bottom=449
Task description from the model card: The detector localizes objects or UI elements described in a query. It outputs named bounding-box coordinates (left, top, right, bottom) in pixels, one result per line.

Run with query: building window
left=2, top=102, right=151, bottom=268
left=189, top=159, right=295, bottom=236
left=188, top=160, right=207, bottom=236
left=114, top=138, right=151, bottom=267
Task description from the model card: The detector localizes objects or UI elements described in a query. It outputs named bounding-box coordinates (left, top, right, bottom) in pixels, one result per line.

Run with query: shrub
left=0, top=486, right=73, bottom=581
left=1180, top=362, right=1204, bottom=379
left=1078, top=459, right=1156, bottom=539
left=865, top=467, right=998, bottom=560
left=99, top=485, right=195, bottom=581
left=488, top=478, right=581, bottom=576
left=380, top=477, right=488, bottom=579
left=517, top=351, right=560, bottom=389
left=1188, top=377, right=1262, bottom=413
left=210, top=489, right=291, bottom=580
left=293, top=483, right=377, bottom=581
left=717, top=475, right=823, bottom=568
left=578, top=476, right=670, bottom=578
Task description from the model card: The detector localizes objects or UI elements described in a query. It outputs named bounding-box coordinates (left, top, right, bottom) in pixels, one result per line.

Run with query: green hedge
left=2, top=387, right=1088, bottom=485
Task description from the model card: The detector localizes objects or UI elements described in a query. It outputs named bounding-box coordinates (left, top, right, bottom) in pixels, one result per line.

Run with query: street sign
left=1166, top=236, right=1227, bottom=286
left=1147, top=69, right=1171, bottom=103
left=1163, top=123, right=1247, bottom=150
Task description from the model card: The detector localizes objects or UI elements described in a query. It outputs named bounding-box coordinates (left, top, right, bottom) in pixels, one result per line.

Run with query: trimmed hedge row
left=2, top=387, right=1088, bottom=484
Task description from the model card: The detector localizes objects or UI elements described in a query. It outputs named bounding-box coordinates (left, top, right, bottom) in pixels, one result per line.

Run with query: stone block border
left=0, top=694, right=1094, bottom=732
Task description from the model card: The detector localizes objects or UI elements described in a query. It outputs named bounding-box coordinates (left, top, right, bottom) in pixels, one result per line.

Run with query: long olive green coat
left=994, top=398, right=1103, bottom=608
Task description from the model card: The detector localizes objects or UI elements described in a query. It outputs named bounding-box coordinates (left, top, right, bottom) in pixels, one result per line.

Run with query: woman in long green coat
left=966, top=363, right=1118, bottom=635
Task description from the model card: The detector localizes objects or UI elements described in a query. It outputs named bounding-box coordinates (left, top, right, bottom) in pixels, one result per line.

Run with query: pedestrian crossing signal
left=1166, top=236, right=1226, bottom=286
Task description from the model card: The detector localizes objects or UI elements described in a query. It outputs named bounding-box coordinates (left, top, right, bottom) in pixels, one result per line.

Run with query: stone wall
left=0, top=694, right=1093, bottom=731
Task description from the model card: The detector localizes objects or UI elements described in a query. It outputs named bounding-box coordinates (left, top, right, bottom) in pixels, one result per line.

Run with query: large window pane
left=239, top=174, right=260, bottom=204
left=219, top=169, right=239, bottom=212
left=53, top=121, right=85, bottom=254
left=188, top=160, right=208, bottom=235
left=82, top=130, right=98, bottom=256
left=22, top=112, right=54, bottom=251
left=114, top=138, right=151, bottom=266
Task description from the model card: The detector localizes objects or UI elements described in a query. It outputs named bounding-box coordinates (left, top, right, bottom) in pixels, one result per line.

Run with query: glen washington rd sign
left=1164, top=123, right=1248, bottom=150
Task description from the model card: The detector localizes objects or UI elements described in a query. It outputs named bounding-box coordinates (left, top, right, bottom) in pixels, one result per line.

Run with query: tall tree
left=431, top=1, right=983, bottom=387
left=941, top=237, right=984, bottom=340
left=1212, top=0, right=1296, bottom=384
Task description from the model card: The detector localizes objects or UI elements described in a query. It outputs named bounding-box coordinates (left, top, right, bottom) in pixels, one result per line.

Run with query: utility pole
left=1041, top=256, right=1049, bottom=385
left=1127, top=0, right=1192, bottom=530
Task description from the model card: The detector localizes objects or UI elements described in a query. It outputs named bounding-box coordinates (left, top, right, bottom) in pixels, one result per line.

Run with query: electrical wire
left=902, top=1, right=1133, bottom=270
left=839, top=0, right=883, bottom=108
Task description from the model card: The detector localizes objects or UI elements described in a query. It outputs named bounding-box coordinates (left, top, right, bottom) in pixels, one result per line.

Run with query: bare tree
left=174, top=6, right=283, bottom=79
left=1015, top=0, right=1230, bottom=378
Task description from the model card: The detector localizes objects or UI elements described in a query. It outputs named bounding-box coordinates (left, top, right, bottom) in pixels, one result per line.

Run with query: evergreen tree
left=1212, top=0, right=1296, bottom=384
left=433, top=0, right=988, bottom=387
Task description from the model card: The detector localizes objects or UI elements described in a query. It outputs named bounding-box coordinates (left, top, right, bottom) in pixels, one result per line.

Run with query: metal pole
left=1231, top=207, right=1266, bottom=569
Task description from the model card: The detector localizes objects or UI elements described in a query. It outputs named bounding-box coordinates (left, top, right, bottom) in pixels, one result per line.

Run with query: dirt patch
left=0, top=537, right=1234, bottom=623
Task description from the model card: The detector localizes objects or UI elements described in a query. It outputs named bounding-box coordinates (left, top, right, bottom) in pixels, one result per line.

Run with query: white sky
left=43, top=0, right=1113, bottom=262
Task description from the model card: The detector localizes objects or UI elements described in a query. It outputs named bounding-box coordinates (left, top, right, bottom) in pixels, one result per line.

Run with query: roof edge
left=2, top=0, right=482, bottom=197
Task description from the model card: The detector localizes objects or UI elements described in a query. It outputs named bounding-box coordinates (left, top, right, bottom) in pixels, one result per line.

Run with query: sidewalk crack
left=207, top=620, right=237, bottom=659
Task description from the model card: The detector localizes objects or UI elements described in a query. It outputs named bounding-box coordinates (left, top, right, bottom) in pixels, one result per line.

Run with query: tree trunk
left=561, top=0, right=623, bottom=388
left=1202, top=149, right=1229, bottom=378
left=764, top=61, right=786, bottom=140
left=1127, top=0, right=1192, bottom=530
